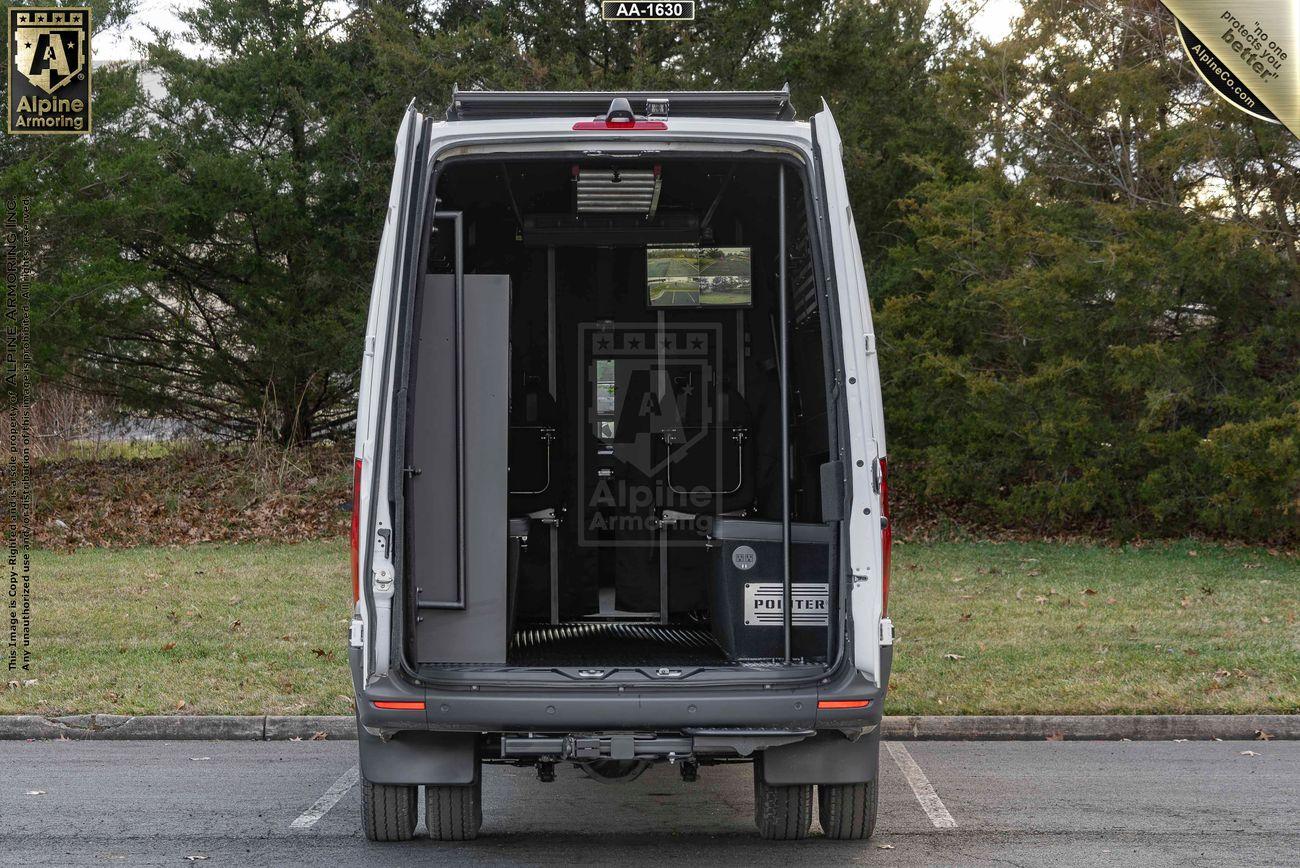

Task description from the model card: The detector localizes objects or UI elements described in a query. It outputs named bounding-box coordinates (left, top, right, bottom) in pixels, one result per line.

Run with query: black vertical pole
left=778, top=167, right=792, bottom=664
left=547, top=245, right=560, bottom=625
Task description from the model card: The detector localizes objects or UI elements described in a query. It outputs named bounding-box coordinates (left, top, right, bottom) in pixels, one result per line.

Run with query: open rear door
left=812, top=102, right=890, bottom=686
left=406, top=270, right=511, bottom=664
left=355, top=104, right=431, bottom=681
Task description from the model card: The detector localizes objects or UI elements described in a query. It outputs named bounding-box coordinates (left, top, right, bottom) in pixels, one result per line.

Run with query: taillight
left=571, top=120, right=668, bottom=130
left=818, top=699, right=870, bottom=709
left=880, top=457, right=891, bottom=615
left=350, top=457, right=362, bottom=603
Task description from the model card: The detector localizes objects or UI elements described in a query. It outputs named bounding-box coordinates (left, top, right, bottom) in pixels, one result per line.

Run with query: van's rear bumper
left=350, top=647, right=889, bottom=735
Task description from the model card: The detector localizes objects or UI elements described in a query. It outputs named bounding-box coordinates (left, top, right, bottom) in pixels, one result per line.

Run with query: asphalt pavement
left=1, top=739, right=1296, bottom=866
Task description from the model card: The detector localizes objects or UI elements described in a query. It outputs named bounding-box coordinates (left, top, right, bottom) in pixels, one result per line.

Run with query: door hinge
left=864, top=333, right=876, bottom=356
left=403, top=466, right=422, bottom=477
left=880, top=617, right=895, bottom=646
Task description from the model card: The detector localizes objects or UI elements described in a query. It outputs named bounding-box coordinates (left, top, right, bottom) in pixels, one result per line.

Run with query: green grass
left=888, top=540, right=1299, bottom=715
left=36, top=438, right=184, bottom=463
left=5, top=538, right=1296, bottom=716
left=5, top=540, right=354, bottom=716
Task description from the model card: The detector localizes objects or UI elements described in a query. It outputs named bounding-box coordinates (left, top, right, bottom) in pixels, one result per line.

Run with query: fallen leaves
left=32, top=443, right=352, bottom=550
left=161, top=642, right=177, bottom=652
left=174, top=699, right=187, bottom=711
left=1239, top=750, right=1259, bottom=757
left=943, top=653, right=965, bottom=661
left=1255, top=730, right=1274, bottom=741
left=311, top=731, right=328, bottom=741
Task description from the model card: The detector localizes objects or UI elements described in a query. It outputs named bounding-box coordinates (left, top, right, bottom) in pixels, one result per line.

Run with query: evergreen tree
left=38, top=0, right=520, bottom=443
left=876, top=0, right=1299, bottom=538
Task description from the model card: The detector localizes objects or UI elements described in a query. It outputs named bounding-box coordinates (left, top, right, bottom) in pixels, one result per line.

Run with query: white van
left=349, top=88, right=893, bottom=842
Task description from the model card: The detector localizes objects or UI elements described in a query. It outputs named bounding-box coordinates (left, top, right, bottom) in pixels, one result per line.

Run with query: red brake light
left=572, top=120, right=668, bottom=130
left=880, top=457, right=891, bottom=615
left=350, top=457, right=362, bottom=603
left=372, top=701, right=424, bottom=711
left=819, top=699, right=871, bottom=709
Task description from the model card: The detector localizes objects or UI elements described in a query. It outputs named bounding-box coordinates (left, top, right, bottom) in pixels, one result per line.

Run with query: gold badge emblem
left=13, top=8, right=85, bottom=93
left=7, top=7, right=92, bottom=135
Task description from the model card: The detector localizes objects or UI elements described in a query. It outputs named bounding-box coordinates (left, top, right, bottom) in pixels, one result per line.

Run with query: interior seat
left=508, top=375, right=563, bottom=627
left=662, top=374, right=755, bottom=516
left=618, top=375, right=757, bottom=617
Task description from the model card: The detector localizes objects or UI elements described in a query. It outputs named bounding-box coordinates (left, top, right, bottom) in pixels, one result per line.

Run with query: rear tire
left=818, top=778, right=879, bottom=840
left=425, top=777, right=483, bottom=841
left=361, top=777, right=418, bottom=842
left=753, top=757, right=814, bottom=840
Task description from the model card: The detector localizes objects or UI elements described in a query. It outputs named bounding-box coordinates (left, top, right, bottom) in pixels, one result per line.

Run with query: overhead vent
left=575, top=166, right=662, bottom=216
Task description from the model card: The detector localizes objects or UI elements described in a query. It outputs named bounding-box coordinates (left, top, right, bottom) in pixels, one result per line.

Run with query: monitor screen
left=647, top=246, right=752, bottom=308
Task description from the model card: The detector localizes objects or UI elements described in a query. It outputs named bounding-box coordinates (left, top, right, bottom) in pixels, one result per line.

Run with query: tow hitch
left=500, top=728, right=814, bottom=762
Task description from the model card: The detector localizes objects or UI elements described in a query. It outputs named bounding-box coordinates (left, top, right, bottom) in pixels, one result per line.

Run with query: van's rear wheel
left=818, top=778, right=879, bottom=840
left=360, top=778, right=418, bottom=842
left=425, top=777, right=483, bottom=841
left=753, top=758, right=813, bottom=840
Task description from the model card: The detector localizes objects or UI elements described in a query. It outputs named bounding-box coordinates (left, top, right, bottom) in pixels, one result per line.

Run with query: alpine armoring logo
left=7, top=7, right=91, bottom=135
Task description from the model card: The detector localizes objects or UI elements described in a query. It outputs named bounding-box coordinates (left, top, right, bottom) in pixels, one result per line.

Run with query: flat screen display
left=647, top=246, right=752, bottom=308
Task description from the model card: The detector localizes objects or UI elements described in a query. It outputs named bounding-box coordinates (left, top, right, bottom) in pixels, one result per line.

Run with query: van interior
left=402, top=155, right=840, bottom=675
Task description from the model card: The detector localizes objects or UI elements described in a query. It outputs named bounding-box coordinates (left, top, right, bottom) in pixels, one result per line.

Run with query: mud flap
left=358, top=727, right=478, bottom=786
left=760, top=727, right=880, bottom=786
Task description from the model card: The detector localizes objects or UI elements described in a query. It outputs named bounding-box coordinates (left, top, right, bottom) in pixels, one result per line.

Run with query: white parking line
left=291, top=765, right=359, bottom=830
left=885, top=742, right=957, bottom=829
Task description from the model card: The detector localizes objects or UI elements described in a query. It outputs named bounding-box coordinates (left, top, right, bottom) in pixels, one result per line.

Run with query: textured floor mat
left=509, top=622, right=730, bottom=667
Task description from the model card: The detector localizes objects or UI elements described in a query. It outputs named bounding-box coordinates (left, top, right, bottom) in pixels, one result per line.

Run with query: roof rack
left=445, top=85, right=796, bottom=122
